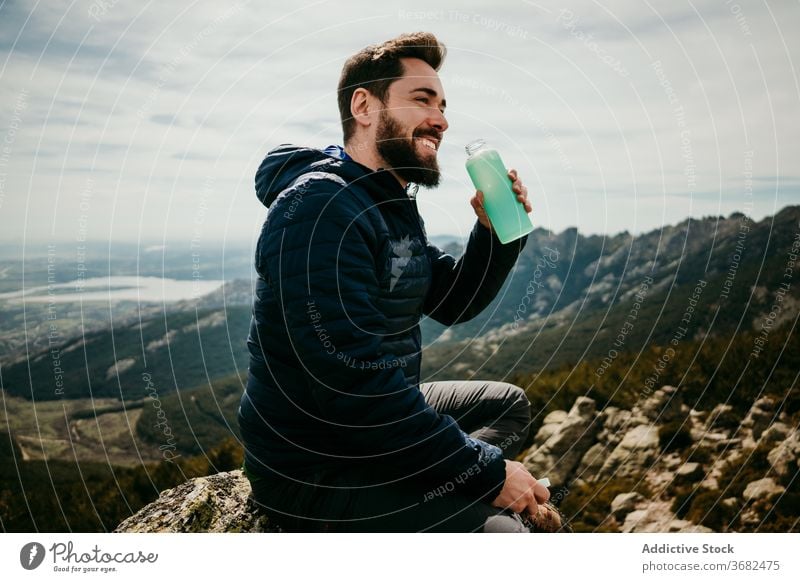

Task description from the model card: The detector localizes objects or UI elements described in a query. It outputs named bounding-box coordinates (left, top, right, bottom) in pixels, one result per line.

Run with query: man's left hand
left=470, top=168, right=532, bottom=233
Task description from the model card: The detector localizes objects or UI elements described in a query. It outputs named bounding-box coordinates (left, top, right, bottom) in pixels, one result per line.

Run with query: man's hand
left=490, top=460, right=550, bottom=516
left=470, top=168, right=532, bottom=233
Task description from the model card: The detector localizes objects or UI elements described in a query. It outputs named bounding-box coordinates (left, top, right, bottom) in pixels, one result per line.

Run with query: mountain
left=421, top=206, right=800, bottom=381
left=4, top=206, right=797, bottom=404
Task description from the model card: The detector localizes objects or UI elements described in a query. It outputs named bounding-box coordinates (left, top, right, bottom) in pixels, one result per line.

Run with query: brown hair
left=337, top=32, right=447, bottom=144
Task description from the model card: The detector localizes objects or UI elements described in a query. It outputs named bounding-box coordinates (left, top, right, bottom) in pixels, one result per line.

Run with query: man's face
left=374, top=57, right=449, bottom=188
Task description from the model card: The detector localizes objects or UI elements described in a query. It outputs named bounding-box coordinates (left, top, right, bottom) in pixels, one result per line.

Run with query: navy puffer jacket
left=238, top=144, right=528, bottom=500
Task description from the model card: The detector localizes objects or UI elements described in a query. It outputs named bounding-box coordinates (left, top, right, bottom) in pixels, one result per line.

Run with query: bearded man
left=238, top=31, right=550, bottom=532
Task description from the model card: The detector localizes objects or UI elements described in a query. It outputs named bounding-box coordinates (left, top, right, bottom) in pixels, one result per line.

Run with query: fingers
left=507, top=169, right=532, bottom=213
left=525, top=493, right=539, bottom=518
left=533, top=481, right=550, bottom=505
left=508, top=488, right=537, bottom=516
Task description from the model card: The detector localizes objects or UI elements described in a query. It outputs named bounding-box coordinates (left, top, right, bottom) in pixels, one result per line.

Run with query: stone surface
left=637, top=386, right=683, bottom=424
left=740, top=396, right=776, bottom=440
left=523, top=396, right=600, bottom=486
left=532, top=410, right=569, bottom=447
left=114, top=470, right=281, bottom=533
left=621, top=500, right=712, bottom=533
left=767, top=429, right=800, bottom=478
left=742, top=478, right=785, bottom=502
left=674, top=462, right=704, bottom=484
left=759, top=422, right=790, bottom=447
left=610, top=492, right=643, bottom=520
left=598, top=425, right=660, bottom=480
left=704, top=404, right=739, bottom=434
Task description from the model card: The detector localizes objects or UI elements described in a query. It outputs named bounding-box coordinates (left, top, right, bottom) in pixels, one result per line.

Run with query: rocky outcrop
left=620, top=500, right=712, bottom=533
left=115, top=470, right=281, bottom=532
left=522, top=396, right=600, bottom=485
left=767, top=428, right=800, bottom=478
left=598, top=425, right=660, bottom=480
left=742, top=478, right=785, bottom=502
left=115, top=388, right=798, bottom=534
left=521, top=386, right=799, bottom=533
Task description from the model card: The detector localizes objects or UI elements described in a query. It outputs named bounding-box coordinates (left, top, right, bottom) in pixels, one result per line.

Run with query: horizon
left=0, top=203, right=795, bottom=251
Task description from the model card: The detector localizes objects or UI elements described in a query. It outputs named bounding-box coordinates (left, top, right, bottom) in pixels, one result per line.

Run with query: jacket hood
left=255, top=144, right=409, bottom=208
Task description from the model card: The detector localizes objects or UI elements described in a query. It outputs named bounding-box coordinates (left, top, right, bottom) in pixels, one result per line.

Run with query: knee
left=502, top=383, right=531, bottom=422
left=482, top=511, right=530, bottom=533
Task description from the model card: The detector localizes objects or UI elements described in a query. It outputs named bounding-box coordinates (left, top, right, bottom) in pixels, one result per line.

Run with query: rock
left=114, top=470, right=280, bottom=532
left=543, top=410, right=569, bottom=425
left=532, top=410, right=569, bottom=446
left=597, top=407, right=632, bottom=447
left=522, top=396, right=600, bottom=486
left=759, top=422, right=790, bottom=447
left=704, top=404, right=739, bottom=434
left=767, top=429, right=800, bottom=478
left=637, top=386, right=683, bottom=424
left=662, top=452, right=683, bottom=471
left=740, top=396, right=776, bottom=440
left=674, top=462, right=704, bottom=484
left=598, top=425, right=660, bottom=480
left=610, top=492, right=643, bottom=520
left=713, top=437, right=742, bottom=452
left=621, top=500, right=711, bottom=533
left=742, top=478, right=785, bottom=502
left=573, top=442, right=611, bottom=485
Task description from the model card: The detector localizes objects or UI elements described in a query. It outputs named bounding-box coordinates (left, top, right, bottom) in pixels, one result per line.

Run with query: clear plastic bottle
left=465, top=139, right=533, bottom=244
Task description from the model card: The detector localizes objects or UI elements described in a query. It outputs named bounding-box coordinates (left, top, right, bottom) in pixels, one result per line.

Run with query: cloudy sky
left=1, top=0, right=798, bottom=247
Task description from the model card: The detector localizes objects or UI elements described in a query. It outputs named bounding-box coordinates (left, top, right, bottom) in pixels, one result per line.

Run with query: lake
left=0, top=276, right=225, bottom=303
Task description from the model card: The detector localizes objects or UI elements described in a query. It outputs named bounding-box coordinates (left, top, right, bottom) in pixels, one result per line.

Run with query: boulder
left=740, top=396, right=776, bottom=440
left=742, top=478, right=785, bottom=502
left=598, top=425, right=660, bottom=480
left=767, top=429, right=800, bottom=478
left=596, top=406, right=632, bottom=448
left=759, top=422, right=790, bottom=447
left=522, top=396, right=600, bottom=486
left=532, top=410, right=569, bottom=446
left=114, top=470, right=280, bottom=532
left=621, top=500, right=712, bottom=533
left=637, top=386, right=683, bottom=424
left=573, top=442, right=612, bottom=485
left=674, top=462, right=704, bottom=484
left=610, top=492, right=643, bottom=520
left=704, top=404, right=739, bottom=434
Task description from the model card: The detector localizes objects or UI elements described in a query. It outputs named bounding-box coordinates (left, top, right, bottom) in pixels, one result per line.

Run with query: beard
left=375, top=108, right=441, bottom=188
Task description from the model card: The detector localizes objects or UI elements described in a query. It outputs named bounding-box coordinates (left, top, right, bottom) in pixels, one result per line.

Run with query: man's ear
left=350, top=88, right=373, bottom=129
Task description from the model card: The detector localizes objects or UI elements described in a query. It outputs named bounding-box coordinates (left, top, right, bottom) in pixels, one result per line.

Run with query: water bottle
left=465, top=139, right=533, bottom=244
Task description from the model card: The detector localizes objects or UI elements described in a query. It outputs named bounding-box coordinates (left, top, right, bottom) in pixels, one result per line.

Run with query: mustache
left=413, top=129, right=443, bottom=142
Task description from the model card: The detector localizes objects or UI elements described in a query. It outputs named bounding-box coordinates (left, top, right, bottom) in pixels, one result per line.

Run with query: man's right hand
left=491, top=460, right=550, bottom=516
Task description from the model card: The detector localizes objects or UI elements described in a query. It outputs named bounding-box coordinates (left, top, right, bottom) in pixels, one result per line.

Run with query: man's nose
left=428, top=109, right=448, bottom=133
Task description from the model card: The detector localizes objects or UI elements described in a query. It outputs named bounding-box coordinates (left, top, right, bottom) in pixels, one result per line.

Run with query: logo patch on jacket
left=389, top=235, right=413, bottom=291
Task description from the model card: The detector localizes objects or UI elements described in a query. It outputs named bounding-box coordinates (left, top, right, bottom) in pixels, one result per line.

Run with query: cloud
left=0, top=0, right=797, bottom=244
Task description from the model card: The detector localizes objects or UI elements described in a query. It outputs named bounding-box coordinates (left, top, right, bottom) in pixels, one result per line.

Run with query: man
left=238, top=31, right=550, bottom=532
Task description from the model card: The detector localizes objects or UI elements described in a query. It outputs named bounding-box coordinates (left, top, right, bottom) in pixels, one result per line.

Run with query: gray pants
left=249, top=380, right=533, bottom=532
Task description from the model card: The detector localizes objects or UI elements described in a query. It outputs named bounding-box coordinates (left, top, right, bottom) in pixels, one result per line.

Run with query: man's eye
left=415, top=97, right=428, bottom=103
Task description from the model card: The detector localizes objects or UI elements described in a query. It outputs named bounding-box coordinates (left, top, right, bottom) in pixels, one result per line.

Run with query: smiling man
left=238, top=31, right=550, bottom=532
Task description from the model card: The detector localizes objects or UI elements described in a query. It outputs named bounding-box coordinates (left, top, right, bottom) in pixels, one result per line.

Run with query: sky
left=0, top=0, right=798, bottom=248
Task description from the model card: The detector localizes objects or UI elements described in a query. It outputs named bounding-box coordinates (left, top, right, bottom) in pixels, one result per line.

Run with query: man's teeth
left=421, top=138, right=436, bottom=150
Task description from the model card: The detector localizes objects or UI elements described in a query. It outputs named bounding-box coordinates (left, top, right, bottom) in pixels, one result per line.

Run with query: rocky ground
left=522, top=387, right=799, bottom=532
left=116, top=386, right=799, bottom=533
